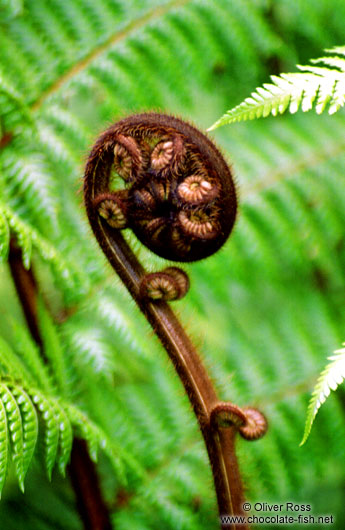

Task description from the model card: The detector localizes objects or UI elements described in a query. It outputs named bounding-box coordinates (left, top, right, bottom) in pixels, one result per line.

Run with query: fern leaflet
left=208, top=46, right=345, bottom=130
left=10, top=386, right=38, bottom=486
left=0, top=397, right=8, bottom=498
left=0, top=384, right=25, bottom=491
left=301, top=344, right=345, bottom=445
left=0, top=201, right=86, bottom=301
left=0, top=376, right=130, bottom=494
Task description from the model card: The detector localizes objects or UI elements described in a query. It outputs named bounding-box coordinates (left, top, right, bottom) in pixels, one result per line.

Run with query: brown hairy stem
left=69, top=440, right=112, bottom=530
left=87, top=224, right=247, bottom=527
left=8, top=242, right=112, bottom=530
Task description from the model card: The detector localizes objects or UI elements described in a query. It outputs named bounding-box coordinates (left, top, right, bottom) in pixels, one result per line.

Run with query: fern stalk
left=7, top=242, right=112, bottom=530
left=85, top=207, right=246, bottom=526
left=8, top=240, right=44, bottom=350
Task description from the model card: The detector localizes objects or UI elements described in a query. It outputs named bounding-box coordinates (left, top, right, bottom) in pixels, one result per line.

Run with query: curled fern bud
left=239, top=407, right=267, bottom=441
left=177, top=174, right=219, bottom=204
left=178, top=210, right=219, bottom=240
left=113, top=134, right=146, bottom=182
left=84, top=113, right=237, bottom=262
left=210, top=403, right=267, bottom=441
left=93, top=193, right=128, bottom=229
left=164, top=267, right=189, bottom=297
left=151, top=140, right=174, bottom=170
left=139, top=267, right=189, bottom=301
left=210, top=402, right=247, bottom=429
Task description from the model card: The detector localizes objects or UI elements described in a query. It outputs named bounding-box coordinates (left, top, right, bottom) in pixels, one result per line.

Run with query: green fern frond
left=0, top=377, right=129, bottom=494
left=10, top=386, right=38, bottom=487
left=208, top=46, right=345, bottom=130
left=65, top=403, right=127, bottom=484
left=50, top=403, right=73, bottom=477
left=0, top=383, right=25, bottom=491
left=0, top=335, right=33, bottom=384
left=37, top=299, right=68, bottom=396
left=0, top=202, right=86, bottom=301
left=0, top=71, right=32, bottom=131
left=31, top=391, right=60, bottom=480
left=301, top=344, right=345, bottom=445
left=1, top=149, right=59, bottom=231
left=9, top=320, right=53, bottom=394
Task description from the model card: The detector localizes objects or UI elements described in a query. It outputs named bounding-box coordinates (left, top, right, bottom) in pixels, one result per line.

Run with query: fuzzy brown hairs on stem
left=84, top=112, right=265, bottom=529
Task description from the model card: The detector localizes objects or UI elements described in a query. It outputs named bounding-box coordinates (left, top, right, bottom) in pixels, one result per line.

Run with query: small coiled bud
left=133, top=188, right=156, bottom=210
left=113, top=134, right=146, bottom=182
left=139, top=267, right=189, bottom=301
left=177, top=175, right=219, bottom=204
left=151, top=140, right=174, bottom=170
left=210, top=403, right=247, bottom=429
left=178, top=210, right=219, bottom=240
left=210, top=403, right=267, bottom=441
left=238, top=408, right=267, bottom=441
left=93, top=193, right=128, bottom=229
left=113, top=142, right=132, bottom=180
left=164, top=267, right=189, bottom=297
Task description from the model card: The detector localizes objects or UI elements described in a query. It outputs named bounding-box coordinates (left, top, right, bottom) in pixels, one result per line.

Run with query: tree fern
left=209, top=46, right=345, bottom=130
left=0, top=0, right=345, bottom=528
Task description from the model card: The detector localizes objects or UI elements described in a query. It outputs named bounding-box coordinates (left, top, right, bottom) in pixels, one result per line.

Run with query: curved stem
left=82, top=113, right=262, bottom=528
left=93, top=221, right=248, bottom=528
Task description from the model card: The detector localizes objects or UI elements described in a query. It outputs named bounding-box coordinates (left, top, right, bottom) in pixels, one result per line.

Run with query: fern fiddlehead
left=84, top=112, right=266, bottom=528
left=88, top=113, right=237, bottom=261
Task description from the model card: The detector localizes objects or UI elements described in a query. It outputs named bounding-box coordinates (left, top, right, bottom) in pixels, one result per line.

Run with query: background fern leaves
left=0, top=320, right=127, bottom=494
left=209, top=46, right=345, bottom=130
left=0, top=73, right=33, bottom=133
left=301, top=344, right=345, bottom=445
left=0, top=377, right=128, bottom=495
left=0, top=202, right=86, bottom=301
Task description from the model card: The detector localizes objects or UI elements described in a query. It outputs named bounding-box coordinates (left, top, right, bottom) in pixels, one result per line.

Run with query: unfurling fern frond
left=301, top=344, right=345, bottom=445
left=209, top=46, right=345, bottom=130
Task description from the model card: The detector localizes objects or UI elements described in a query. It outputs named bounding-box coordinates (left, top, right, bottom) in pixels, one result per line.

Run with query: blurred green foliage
left=0, top=0, right=344, bottom=528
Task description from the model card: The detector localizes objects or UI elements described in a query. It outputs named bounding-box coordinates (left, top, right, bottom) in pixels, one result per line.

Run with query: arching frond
left=301, top=344, right=345, bottom=445
left=209, top=46, right=345, bottom=130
